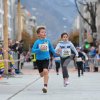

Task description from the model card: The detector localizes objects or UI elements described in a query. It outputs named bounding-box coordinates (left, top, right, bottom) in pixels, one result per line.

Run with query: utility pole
left=17, top=0, right=21, bottom=41
left=79, top=5, right=84, bottom=47
left=3, top=0, right=8, bottom=75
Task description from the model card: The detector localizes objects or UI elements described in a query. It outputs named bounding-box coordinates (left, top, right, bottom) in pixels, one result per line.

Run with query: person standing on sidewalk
left=31, top=26, right=56, bottom=93
left=55, top=32, right=78, bottom=87
left=0, top=47, right=4, bottom=79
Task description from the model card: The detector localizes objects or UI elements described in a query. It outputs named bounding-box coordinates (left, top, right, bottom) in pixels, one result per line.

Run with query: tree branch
left=75, top=0, right=91, bottom=26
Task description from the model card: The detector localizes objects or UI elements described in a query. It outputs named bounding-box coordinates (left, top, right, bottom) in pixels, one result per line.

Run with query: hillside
left=21, top=0, right=77, bottom=42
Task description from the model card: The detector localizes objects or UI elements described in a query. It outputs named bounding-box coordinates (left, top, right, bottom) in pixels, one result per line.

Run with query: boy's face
left=62, top=34, right=68, bottom=41
left=38, top=29, right=46, bottom=39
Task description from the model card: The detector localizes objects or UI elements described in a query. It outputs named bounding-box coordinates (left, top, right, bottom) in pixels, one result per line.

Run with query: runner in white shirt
left=55, top=32, right=78, bottom=87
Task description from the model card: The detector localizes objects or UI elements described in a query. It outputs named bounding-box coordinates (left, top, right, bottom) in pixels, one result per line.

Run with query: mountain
left=20, top=0, right=77, bottom=42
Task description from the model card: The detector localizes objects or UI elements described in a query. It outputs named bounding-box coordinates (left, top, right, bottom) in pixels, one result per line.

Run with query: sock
left=44, top=84, right=47, bottom=87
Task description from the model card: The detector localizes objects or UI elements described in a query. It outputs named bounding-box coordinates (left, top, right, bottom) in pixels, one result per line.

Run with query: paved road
left=0, top=62, right=100, bottom=100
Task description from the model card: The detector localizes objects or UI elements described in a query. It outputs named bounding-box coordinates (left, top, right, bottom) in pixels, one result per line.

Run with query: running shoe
left=64, top=81, right=69, bottom=87
left=42, top=87, right=47, bottom=93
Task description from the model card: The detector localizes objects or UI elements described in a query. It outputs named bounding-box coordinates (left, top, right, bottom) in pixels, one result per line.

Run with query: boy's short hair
left=36, top=26, right=46, bottom=34
left=61, top=32, right=68, bottom=38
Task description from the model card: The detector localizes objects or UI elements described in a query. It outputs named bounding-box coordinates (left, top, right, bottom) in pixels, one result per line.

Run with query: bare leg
left=43, top=69, right=49, bottom=85
left=42, top=68, right=49, bottom=93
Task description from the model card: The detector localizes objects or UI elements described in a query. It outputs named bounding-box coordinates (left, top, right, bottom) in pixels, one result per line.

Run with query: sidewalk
left=0, top=63, right=100, bottom=100
left=0, top=62, right=39, bottom=100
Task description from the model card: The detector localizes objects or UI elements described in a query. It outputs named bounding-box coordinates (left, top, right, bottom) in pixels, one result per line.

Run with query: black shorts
left=36, top=59, right=49, bottom=73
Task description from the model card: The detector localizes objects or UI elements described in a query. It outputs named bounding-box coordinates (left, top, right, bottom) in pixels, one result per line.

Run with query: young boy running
left=31, top=26, right=56, bottom=93
left=55, top=33, right=78, bottom=87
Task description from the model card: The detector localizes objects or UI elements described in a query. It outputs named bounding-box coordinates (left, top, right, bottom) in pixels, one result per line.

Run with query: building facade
left=0, top=0, right=16, bottom=41
left=15, top=6, right=37, bottom=38
left=26, top=16, right=37, bottom=36
left=73, top=0, right=100, bottom=47
left=96, top=0, right=100, bottom=41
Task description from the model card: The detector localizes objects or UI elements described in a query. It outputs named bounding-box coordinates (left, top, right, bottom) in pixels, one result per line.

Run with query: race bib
left=54, top=57, right=60, bottom=61
left=76, top=57, right=82, bottom=62
left=61, top=48, right=71, bottom=57
left=39, top=43, right=49, bottom=51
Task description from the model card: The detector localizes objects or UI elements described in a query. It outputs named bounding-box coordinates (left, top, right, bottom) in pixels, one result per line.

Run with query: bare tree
left=75, top=0, right=97, bottom=42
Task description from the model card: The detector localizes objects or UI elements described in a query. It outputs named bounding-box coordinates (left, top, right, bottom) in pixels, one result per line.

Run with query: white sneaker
left=64, top=81, right=69, bottom=87
left=42, top=87, right=47, bottom=93
left=66, top=81, right=69, bottom=85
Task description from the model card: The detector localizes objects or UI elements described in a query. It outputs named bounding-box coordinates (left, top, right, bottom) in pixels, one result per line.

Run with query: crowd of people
left=0, top=39, right=32, bottom=78
left=0, top=26, right=99, bottom=94
left=31, top=26, right=100, bottom=93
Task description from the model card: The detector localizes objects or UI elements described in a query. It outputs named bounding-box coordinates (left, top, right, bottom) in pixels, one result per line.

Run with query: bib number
left=39, top=43, right=49, bottom=51
left=61, top=48, right=71, bottom=57
left=76, top=57, right=82, bottom=62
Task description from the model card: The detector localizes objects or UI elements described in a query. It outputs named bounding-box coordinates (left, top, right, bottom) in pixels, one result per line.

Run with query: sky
left=70, top=0, right=75, bottom=3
